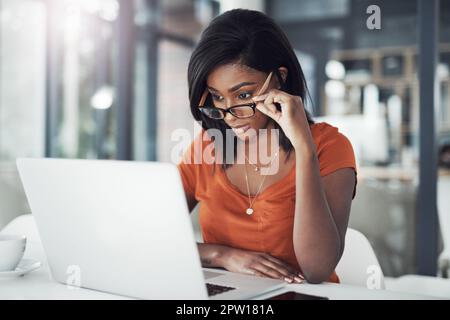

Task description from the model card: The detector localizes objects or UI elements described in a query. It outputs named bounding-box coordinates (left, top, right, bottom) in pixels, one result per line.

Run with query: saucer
left=0, top=259, right=41, bottom=278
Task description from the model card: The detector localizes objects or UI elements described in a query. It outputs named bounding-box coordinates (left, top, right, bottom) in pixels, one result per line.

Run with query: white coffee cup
left=0, top=234, right=27, bottom=272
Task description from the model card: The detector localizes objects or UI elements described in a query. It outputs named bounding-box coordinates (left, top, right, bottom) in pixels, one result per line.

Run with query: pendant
left=246, top=208, right=254, bottom=215
left=254, top=167, right=259, bottom=172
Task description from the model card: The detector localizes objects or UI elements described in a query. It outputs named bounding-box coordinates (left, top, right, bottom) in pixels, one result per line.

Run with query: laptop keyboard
left=206, top=283, right=236, bottom=296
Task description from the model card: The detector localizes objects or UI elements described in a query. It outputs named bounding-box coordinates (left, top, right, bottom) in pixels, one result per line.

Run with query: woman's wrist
left=197, top=243, right=229, bottom=268
left=289, top=122, right=315, bottom=152
left=291, top=134, right=315, bottom=157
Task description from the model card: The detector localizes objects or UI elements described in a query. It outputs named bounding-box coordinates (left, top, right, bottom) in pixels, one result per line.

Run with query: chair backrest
left=0, top=162, right=31, bottom=229
left=335, top=228, right=385, bottom=289
left=438, top=176, right=450, bottom=257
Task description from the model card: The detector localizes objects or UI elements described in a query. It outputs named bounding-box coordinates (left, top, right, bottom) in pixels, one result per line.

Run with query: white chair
left=0, top=214, right=41, bottom=243
left=0, top=162, right=31, bottom=229
left=0, top=214, right=46, bottom=263
left=438, top=176, right=450, bottom=277
left=335, top=228, right=385, bottom=289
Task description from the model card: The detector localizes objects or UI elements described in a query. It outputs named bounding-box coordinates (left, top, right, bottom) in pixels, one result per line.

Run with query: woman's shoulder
left=310, top=121, right=342, bottom=144
left=309, top=121, right=357, bottom=175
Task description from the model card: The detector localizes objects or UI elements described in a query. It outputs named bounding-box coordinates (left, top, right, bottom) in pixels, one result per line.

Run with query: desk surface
left=0, top=215, right=439, bottom=300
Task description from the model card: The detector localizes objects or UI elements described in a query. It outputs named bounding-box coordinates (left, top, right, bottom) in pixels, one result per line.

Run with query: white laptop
left=16, top=158, right=285, bottom=300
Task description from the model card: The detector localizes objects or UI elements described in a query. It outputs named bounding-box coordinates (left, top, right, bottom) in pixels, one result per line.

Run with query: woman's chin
left=235, top=130, right=258, bottom=142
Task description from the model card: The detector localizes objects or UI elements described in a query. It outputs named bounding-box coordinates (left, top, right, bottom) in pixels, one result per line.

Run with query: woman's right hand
left=218, top=247, right=304, bottom=283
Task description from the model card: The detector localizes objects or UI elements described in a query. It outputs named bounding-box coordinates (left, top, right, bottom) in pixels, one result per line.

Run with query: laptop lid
left=16, top=158, right=208, bottom=299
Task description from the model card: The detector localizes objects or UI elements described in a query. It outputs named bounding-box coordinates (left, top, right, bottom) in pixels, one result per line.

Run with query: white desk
left=0, top=215, right=439, bottom=300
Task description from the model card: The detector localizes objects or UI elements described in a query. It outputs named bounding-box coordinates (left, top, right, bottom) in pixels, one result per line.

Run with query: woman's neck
left=243, top=121, right=280, bottom=165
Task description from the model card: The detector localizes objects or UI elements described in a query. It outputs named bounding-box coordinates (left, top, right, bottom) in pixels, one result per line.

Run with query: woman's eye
left=238, top=92, right=252, bottom=100
left=211, top=93, right=223, bottom=101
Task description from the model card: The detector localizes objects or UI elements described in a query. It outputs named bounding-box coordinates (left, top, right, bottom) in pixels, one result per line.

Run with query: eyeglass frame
left=198, top=103, right=257, bottom=120
left=197, top=71, right=274, bottom=120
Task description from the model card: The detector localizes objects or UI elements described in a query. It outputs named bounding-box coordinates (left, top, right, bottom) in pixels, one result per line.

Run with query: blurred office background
left=1, top=0, right=450, bottom=285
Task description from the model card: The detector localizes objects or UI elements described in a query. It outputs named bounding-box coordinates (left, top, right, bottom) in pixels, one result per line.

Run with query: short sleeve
left=176, top=131, right=204, bottom=201
left=177, top=141, right=196, bottom=198
left=316, top=123, right=358, bottom=199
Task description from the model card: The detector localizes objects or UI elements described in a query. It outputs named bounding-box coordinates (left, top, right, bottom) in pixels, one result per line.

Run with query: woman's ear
left=278, top=67, right=288, bottom=83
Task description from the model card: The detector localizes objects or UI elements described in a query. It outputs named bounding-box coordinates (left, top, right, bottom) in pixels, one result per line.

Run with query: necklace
left=243, top=124, right=280, bottom=172
left=244, top=151, right=279, bottom=172
left=244, top=154, right=261, bottom=172
left=243, top=150, right=280, bottom=215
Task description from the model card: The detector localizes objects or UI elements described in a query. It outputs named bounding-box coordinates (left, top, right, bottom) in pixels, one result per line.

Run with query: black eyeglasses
left=198, top=71, right=274, bottom=120
left=198, top=103, right=256, bottom=120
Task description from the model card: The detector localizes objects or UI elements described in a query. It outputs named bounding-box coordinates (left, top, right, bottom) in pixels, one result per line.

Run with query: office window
left=157, top=40, right=196, bottom=163
left=44, top=0, right=118, bottom=159
left=156, top=1, right=206, bottom=162
left=268, top=0, right=425, bottom=276
left=0, top=0, right=46, bottom=160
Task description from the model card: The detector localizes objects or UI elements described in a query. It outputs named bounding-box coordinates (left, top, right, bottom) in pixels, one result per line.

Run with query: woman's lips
left=231, top=124, right=251, bottom=135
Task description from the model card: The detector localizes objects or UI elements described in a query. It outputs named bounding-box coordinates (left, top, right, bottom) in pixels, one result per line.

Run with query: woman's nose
left=224, top=111, right=235, bottom=122
left=223, top=100, right=235, bottom=121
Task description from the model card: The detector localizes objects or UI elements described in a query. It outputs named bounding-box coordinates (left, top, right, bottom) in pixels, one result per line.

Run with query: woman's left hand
left=252, top=89, right=314, bottom=150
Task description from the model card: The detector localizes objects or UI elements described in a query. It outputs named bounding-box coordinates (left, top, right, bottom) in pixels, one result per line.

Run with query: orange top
left=177, top=122, right=357, bottom=283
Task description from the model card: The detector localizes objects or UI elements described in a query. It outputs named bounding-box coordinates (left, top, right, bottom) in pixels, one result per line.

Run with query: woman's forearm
left=197, top=243, right=228, bottom=268
left=292, top=144, right=341, bottom=283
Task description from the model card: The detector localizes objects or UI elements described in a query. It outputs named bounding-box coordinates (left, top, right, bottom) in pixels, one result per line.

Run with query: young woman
left=177, top=9, right=357, bottom=284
